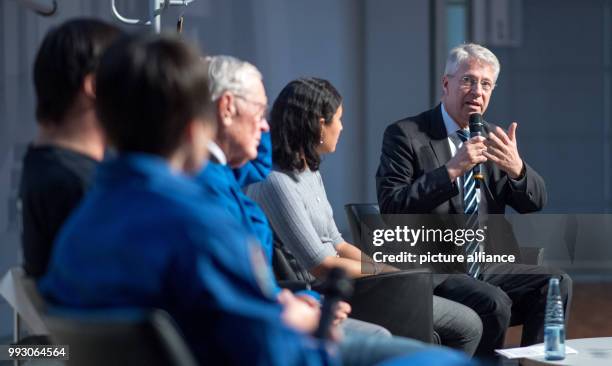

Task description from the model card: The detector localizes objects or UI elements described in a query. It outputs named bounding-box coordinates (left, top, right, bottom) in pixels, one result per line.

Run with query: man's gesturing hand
left=483, top=123, right=524, bottom=179
left=446, top=136, right=488, bottom=182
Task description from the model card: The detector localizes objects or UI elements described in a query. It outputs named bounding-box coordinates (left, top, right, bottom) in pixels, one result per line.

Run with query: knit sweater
left=247, top=168, right=344, bottom=270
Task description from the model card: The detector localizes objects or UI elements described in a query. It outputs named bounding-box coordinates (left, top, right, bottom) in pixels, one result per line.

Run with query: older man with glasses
left=376, top=43, right=572, bottom=358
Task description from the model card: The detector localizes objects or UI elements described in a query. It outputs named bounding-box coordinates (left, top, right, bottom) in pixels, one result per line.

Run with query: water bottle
left=544, top=277, right=565, bottom=360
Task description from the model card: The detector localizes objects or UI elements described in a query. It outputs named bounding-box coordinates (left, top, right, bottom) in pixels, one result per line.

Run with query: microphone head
left=322, top=267, right=353, bottom=299
left=469, top=113, right=484, bottom=134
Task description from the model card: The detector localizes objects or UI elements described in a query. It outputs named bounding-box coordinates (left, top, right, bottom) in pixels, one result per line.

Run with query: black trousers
left=433, top=263, right=572, bottom=358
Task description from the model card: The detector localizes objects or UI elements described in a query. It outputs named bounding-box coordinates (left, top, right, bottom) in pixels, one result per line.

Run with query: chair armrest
left=519, top=247, right=544, bottom=265
left=277, top=280, right=310, bottom=292
left=349, top=269, right=434, bottom=343
left=272, top=242, right=317, bottom=283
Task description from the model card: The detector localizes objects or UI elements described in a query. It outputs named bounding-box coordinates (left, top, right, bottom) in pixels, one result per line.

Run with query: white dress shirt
left=208, top=141, right=228, bottom=165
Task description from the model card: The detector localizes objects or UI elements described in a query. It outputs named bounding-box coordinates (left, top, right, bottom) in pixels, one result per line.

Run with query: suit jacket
left=375, top=104, right=547, bottom=273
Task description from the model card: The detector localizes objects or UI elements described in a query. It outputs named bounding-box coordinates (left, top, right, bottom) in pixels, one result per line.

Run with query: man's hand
left=278, top=290, right=320, bottom=334
left=333, top=301, right=351, bottom=326
left=483, top=123, right=524, bottom=179
left=301, top=296, right=351, bottom=326
left=446, top=136, right=488, bottom=181
left=293, top=295, right=349, bottom=341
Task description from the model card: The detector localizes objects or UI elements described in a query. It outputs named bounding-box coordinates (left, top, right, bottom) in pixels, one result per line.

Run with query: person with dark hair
left=19, top=18, right=123, bottom=278
left=247, top=78, right=484, bottom=356
left=270, top=78, right=343, bottom=173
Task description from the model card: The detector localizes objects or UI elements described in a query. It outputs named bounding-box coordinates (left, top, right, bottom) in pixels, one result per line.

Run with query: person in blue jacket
left=197, top=55, right=274, bottom=262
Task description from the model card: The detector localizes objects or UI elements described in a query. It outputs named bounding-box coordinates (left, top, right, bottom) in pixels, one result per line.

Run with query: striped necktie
left=456, top=129, right=481, bottom=278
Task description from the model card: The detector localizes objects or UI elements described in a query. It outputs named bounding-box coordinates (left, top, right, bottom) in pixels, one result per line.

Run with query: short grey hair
left=203, top=55, right=262, bottom=101
left=444, top=43, right=500, bottom=82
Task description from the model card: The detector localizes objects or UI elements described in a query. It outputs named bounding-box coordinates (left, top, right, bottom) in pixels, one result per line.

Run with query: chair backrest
left=344, top=203, right=386, bottom=256
left=0, top=266, right=49, bottom=334
left=45, top=308, right=197, bottom=366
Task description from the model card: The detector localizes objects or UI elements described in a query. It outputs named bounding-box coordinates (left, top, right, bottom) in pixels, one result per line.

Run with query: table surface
left=522, top=337, right=612, bottom=366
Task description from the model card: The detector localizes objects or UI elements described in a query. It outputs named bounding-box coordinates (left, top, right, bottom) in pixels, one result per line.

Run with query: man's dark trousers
left=434, top=264, right=572, bottom=357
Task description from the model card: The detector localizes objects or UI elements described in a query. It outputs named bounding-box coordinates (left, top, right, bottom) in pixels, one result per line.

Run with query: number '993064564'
left=0, top=345, right=69, bottom=360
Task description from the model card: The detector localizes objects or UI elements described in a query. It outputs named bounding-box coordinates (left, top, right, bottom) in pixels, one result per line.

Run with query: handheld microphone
left=469, top=113, right=485, bottom=185
left=314, top=267, right=353, bottom=339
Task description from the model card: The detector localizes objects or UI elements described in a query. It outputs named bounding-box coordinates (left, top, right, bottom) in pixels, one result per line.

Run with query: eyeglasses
left=451, top=75, right=496, bottom=92
left=234, top=94, right=269, bottom=122
left=235, top=94, right=268, bottom=113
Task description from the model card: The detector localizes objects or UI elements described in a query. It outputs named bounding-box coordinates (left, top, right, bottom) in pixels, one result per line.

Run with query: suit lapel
left=427, top=105, right=451, bottom=166
left=428, top=105, right=463, bottom=213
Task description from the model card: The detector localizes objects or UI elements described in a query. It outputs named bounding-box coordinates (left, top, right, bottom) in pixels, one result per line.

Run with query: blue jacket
left=198, top=163, right=274, bottom=262
left=233, top=132, right=273, bottom=187
left=197, top=132, right=274, bottom=262
left=39, top=154, right=334, bottom=366
left=197, top=133, right=321, bottom=301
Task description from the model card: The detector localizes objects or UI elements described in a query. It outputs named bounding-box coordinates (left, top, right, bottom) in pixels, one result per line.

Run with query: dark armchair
left=3, top=268, right=197, bottom=366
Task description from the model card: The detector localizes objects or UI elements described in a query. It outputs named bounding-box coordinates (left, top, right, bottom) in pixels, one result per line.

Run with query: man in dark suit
left=376, top=43, right=572, bottom=357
